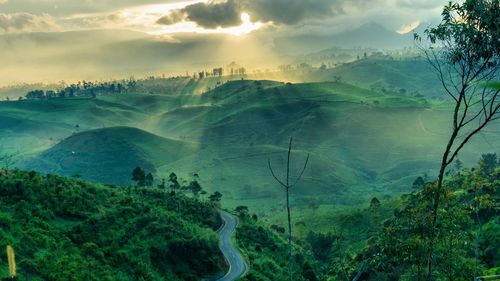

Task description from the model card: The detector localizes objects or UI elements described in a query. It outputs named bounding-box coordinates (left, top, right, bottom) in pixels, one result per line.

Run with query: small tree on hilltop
left=209, top=191, right=223, bottom=203
left=412, top=176, right=425, bottom=189
left=370, top=197, right=381, bottom=209
left=131, top=167, right=146, bottom=186
left=145, top=173, right=154, bottom=187
left=168, top=172, right=180, bottom=194
left=188, top=180, right=202, bottom=198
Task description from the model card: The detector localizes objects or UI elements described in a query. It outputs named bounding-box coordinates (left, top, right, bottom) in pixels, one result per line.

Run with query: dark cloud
left=157, top=9, right=187, bottom=26
left=184, top=0, right=242, bottom=28
left=157, top=0, right=343, bottom=28
left=157, top=0, right=242, bottom=28
left=247, top=0, right=340, bottom=25
left=0, top=13, right=59, bottom=32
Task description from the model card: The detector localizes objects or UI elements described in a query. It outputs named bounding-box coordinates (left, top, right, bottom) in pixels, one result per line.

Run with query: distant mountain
left=274, top=22, right=415, bottom=54
left=333, top=22, right=415, bottom=48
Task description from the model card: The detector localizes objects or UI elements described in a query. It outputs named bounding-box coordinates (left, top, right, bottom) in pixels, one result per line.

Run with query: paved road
left=217, top=211, right=247, bottom=281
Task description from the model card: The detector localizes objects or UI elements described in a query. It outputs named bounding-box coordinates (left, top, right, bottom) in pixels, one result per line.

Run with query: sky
left=0, top=0, right=449, bottom=36
left=0, top=0, right=450, bottom=86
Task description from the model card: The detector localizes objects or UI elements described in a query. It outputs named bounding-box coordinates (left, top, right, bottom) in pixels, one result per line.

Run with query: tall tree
left=416, top=1, right=500, bottom=279
left=268, top=137, right=309, bottom=281
left=145, top=173, right=154, bottom=187
left=131, top=167, right=146, bottom=186
left=168, top=172, right=180, bottom=193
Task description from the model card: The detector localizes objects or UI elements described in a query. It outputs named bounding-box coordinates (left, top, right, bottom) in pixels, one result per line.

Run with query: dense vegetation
left=319, top=155, right=500, bottom=280
left=0, top=169, right=225, bottom=281
left=234, top=207, right=319, bottom=281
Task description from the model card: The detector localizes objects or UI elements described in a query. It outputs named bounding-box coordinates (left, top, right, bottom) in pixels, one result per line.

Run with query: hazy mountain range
left=1, top=22, right=420, bottom=86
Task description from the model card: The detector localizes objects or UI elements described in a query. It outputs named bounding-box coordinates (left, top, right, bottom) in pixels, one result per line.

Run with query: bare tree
left=268, top=137, right=309, bottom=281
left=416, top=1, right=500, bottom=279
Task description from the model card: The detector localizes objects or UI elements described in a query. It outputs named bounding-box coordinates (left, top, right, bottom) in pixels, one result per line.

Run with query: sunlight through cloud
left=150, top=11, right=263, bottom=36
left=397, top=20, right=420, bottom=34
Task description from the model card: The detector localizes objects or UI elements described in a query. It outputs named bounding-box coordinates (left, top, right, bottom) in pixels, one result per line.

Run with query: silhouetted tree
left=479, top=153, right=498, bottom=176
left=131, top=167, right=146, bottom=186
left=168, top=172, right=180, bottom=193
left=235, top=205, right=249, bottom=218
left=188, top=180, right=202, bottom=197
left=158, top=178, right=166, bottom=189
left=412, top=176, right=425, bottom=189
left=208, top=191, right=223, bottom=203
left=145, top=173, right=154, bottom=187
left=370, top=197, right=381, bottom=209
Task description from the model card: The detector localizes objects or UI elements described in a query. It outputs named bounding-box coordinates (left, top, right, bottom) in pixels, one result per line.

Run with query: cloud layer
left=157, top=0, right=346, bottom=28
left=0, top=13, right=59, bottom=32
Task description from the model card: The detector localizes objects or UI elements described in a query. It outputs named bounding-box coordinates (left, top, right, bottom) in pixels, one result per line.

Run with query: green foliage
left=412, top=176, right=425, bottom=189
left=347, top=157, right=499, bottom=281
left=424, top=0, right=500, bottom=65
left=235, top=212, right=319, bottom=281
left=0, top=169, right=224, bottom=281
left=208, top=191, right=223, bottom=203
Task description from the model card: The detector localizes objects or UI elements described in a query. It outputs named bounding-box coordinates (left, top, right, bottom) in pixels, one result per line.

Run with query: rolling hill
left=20, top=127, right=197, bottom=185
left=2, top=79, right=499, bottom=213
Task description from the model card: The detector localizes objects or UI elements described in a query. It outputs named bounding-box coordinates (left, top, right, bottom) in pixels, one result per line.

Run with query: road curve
left=217, top=210, right=247, bottom=281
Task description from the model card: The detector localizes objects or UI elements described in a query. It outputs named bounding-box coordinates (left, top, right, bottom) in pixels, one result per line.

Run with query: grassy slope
left=20, top=127, right=197, bottom=185
left=2, top=79, right=499, bottom=214
left=0, top=169, right=225, bottom=281
left=281, top=58, right=442, bottom=98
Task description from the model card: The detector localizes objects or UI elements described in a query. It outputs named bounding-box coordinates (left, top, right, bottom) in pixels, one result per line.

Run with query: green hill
left=0, top=169, right=225, bottom=281
left=3, top=79, right=499, bottom=213
left=20, top=127, right=196, bottom=185
left=276, top=58, right=442, bottom=98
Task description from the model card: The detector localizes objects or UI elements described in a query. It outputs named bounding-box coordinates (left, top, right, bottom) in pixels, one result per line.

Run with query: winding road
left=217, top=210, right=247, bottom=281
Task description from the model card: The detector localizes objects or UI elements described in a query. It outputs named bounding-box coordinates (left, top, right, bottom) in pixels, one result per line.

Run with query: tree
left=479, top=153, right=498, bottom=176
left=369, top=197, right=381, bottom=209
left=145, top=173, right=154, bottom=187
left=453, top=158, right=464, bottom=175
left=268, top=137, right=309, bottom=281
left=416, top=1, right=500, bottom=278
left=131, top=167, right=146, bottom=186
left=412, top=176, right=425, bottom=189
left=188, top=180, right=202, bottom=197
left=235, top=206, right=249, bottom=218
left=158, top=178, right=166, bottom=189
left=168, top=172, right=180, bottom=193
left=208, top=191, right=223, bottom=203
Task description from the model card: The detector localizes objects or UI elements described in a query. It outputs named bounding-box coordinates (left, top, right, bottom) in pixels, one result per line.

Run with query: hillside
left=20, top=127, right=196, bottom=185
left=0, top=169, right=225, bottom=280
left=3, top=79, right=499, bottom=213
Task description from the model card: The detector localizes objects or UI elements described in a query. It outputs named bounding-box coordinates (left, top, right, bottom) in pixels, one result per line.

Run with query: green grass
left=1, top=79, right=499, bottom=217
left=20, top=127, right=198, bottom=185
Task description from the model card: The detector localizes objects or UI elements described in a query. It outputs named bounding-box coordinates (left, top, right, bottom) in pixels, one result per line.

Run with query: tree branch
left=268, top=159, right=287, bottom=189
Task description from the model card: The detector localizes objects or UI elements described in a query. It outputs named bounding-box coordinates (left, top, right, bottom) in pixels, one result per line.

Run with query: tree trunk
left=286, top=137, right=292, bottom=281
left=286, top=187, right=292, bottom=281
left=427, top=126, right=458, bottom=281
